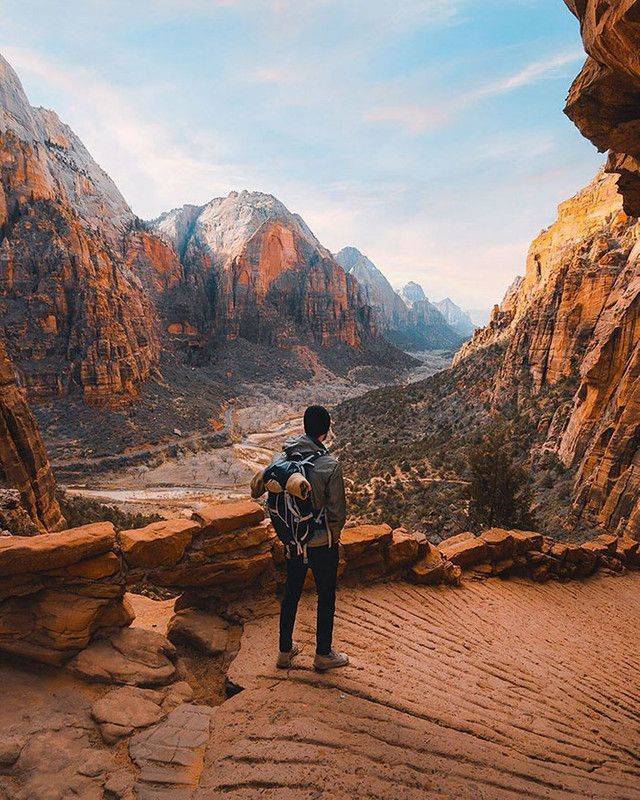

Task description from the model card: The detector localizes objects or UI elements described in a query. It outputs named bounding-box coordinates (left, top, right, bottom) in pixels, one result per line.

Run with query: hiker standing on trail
left=251, top=405, right=349, bottom=672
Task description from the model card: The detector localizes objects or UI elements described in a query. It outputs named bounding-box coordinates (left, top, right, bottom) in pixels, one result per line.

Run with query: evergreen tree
left=466, top=417, right=535, bottom=530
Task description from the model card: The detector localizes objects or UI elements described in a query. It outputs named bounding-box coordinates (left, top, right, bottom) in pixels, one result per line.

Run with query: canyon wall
left=1, top=49, right=402, bottom=416
left=564, top=0, right=640, bottom=216
left=0, top=55, right=162, bottom=406
left=0, top=338, right=64, bottom=532
left=456, top=172, right=640, bottom=539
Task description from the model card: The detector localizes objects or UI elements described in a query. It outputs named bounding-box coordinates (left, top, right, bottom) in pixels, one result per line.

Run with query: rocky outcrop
left=1, top=496, right=639, bottom=668
left=0, top=339, right=63, bottom=532
left=0, top=521, right=131, bottom=664
left=455, top=172, right=640, bottom=539
left=564, top=0, right=640, bottom=216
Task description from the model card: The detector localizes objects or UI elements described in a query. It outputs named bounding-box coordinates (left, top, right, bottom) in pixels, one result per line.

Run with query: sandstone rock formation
left=152, top=192, right=386, bottom=353
left=0, top=54, right=162, bottom=405
left=0, top=521, right=131, bottom=664
left=564, top=0, right=640, bottom=215
left=1, top=47, right=409, bottom=423
left=0, top=339, right=63, bottom=532
left=455, top=171, right=640, bottom=539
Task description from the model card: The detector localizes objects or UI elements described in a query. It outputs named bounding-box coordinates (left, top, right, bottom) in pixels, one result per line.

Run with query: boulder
left=617, top=536, right=640, bottom=568
left=69, top=627, right=178, bottom=686
left=510, top=529, right=544, bottom=553
left=443, top=561, right=463, bottom=586
left=167, top=609, right=233, bottom=656
left=200, top=520, right=275, bottom=557
left=340, top=525, right=393, bottom=565
left=156, top=551, right=274, bottom=590
left=593, top=533, right=619, bottom=554
left=440, top=531, right=475, bottom=548
left=120, top=519, right=200, bottom=569
left=410, top=543, right=446, bottom=585
left=0, top=522, right=115, bottom=576
left=193, top=500, right=264, bottom=535
left=480, top=528, right=515, bottom=561
left=91, top=686, right=166, bottom=743
left=387, top=528, right=420, bottom=570
left=0, top=590, right=132, bottom=665
left=439, top=536, right=486, bottom=569
left=129, top=703, right=212, bottom=798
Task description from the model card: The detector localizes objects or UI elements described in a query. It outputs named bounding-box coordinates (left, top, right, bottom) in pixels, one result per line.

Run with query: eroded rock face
left=152, top=191, right=381, bottom=351
left=455, top=172, right=640, bottom=539
left=564, top=0, right=640, bottom=216
left=0, top=55, right=161, bottom=405
left=0, top=339, right=63, bottom=532
left=0, top=521, right=131, bottom=664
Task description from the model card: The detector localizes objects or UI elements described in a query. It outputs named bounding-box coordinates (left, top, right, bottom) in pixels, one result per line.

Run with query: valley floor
left=2, top=573, right=638, bottom=799
left=57, top=350, right=453, bottom=519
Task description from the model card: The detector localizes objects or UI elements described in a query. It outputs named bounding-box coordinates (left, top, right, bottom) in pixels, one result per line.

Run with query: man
left=252, top=405, right=349, bottom=672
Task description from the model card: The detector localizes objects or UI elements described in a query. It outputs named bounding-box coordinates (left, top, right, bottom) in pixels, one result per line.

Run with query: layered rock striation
left=455, top=172, right=640, bottom=539
left=0, top=338, right=63, bottom=532
left=0, top=54, right=162, bottom=405
left=152, top=193, right=383, bottom=351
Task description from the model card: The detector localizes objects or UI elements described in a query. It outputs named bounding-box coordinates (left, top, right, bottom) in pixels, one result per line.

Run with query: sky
left=0, top=0, right=602, bottom=311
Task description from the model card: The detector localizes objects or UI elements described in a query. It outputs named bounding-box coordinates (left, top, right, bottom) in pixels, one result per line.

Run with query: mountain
left=433, top=298, right=475, bottom=338
left=334, top=246, right=408, bottom=331
left=150, top=193, right=384, bottom=352
left=0, top=51, right=409, bottom=424
left=0, top=52, right=170, bottom=406
left=400, top=281, right=426, bottom=306
left=398, top=281, right=462, bottom=350
left=334, top=248, right=462, bottom=351
left=334, top=170, right=640, bottom=541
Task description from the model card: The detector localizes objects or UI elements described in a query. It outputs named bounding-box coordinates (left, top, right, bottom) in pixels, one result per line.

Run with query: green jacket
left=252, top=434, right=346, bottom=546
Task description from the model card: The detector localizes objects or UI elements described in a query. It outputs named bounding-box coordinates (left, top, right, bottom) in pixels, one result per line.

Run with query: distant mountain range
left=335, top=247, right=476, bottom=350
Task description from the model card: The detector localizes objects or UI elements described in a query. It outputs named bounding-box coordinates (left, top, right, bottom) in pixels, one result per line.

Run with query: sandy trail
left=196, top=573, right=640, bottom=799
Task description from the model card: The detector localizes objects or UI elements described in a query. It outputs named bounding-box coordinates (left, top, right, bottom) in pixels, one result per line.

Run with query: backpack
left=263, top=450, right=328, bottom=560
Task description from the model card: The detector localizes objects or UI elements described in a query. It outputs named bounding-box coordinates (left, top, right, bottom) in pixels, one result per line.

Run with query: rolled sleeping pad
left=285, top=472, right=312, bottom=500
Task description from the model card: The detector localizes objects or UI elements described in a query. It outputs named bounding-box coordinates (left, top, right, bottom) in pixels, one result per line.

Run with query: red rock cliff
left=0, top=338, right=64, bottom=532
left=0, top=56, right=163, bottom=406
left=456, top=172, right=640, bottom=540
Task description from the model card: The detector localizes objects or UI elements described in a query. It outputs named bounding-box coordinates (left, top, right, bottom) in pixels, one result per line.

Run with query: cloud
left=366, top=49, right=585, bottom=135
left=467, top=49, right=584, bottom=101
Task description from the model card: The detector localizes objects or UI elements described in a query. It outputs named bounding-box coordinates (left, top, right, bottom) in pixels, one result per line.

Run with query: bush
left=465, top=417, right=535, bottom=531
left=56, top=490, right=163, bottom=532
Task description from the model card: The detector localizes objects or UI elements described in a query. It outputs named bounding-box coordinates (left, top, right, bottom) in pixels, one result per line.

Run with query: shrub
left=465, top=417, right=535, bottom=531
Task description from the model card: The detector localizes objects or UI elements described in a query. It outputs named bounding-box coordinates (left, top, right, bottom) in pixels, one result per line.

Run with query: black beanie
left=303, top=405, right=331, bottom=439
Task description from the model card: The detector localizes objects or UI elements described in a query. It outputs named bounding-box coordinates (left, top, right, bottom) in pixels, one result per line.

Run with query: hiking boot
left=313, top=650, right=349, bottom=672
left=276, top=641, right=300, bottom=669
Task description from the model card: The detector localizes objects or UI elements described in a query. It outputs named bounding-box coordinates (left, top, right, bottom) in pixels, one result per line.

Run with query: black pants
left=279, top=543, right=339, bottom=655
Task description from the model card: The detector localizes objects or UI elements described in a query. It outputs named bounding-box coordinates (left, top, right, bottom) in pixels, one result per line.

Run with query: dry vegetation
left=334, top=344, right=583, bottom=541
